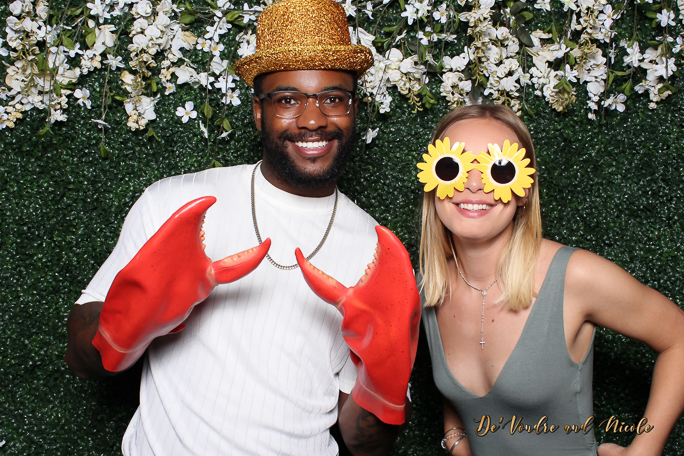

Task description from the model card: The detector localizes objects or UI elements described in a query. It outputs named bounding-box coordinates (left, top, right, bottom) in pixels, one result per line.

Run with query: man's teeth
left=459, top=203, right=492, bottom=211
left=295, top=141, right=329, bottom=149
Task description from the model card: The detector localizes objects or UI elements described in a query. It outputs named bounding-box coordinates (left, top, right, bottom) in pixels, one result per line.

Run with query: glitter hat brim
left=234, top=45, right=374, bottom=87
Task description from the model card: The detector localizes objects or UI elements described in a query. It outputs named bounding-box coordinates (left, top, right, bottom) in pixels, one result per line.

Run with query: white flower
left=87, top=0, right=111, bottom=23
left=210, top=41, right=224, bottom=56
left=134, top=0, right=153, bottom=17
left=9, top=1, right=24, bottom=16
left=215, top=75, right=236, bottom=93
left=433, top=4, right=449, bottom=22
left=363, top=2, right=373, bottom=19
left=74, top=88, right=92, bottom=109
left=223, top=90, right=241, bottom=106
left=364, top=127, right=379, bottom=144
left=561, top=0, right=577, bottom=11
left=104, top=54, right=124, bottom=70
left=603, top=93, right=626, bottom=111
left=241, top=4, right=261, bottom=23
left=401, top=4, right=417, bottom=25
left=673, top=36, right=683, bottom=54
left=343, top=0, right=357, bottom=17
left=535, top=0, right=551, bottom=11
left=95, top=24, right=117, bottom=49
left=91, top=119, right=110, bottom=128
left=199, top=120, right=208, bottom=138
left=176, top=101, right=197, bottom=123
left=656, top=9, right=675, bottom=27
left=623, top=42, right=642, bottom=67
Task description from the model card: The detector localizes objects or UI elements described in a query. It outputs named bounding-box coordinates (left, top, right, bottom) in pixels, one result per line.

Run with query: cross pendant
left=480, top=338, right=485, bottom=349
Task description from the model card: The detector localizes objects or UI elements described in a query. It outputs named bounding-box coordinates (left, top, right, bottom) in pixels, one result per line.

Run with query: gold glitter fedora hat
left=233, top=0, right=374, bottom=87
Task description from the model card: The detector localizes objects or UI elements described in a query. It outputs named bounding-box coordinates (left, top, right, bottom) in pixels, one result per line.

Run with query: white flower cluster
left=0, top=0, right=682, bottom=139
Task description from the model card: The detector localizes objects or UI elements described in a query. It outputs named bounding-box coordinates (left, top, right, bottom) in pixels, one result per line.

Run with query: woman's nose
left=464, top=166, right=484, bottom=193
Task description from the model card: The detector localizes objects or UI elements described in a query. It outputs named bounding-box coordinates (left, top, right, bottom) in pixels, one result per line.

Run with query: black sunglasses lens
left=435, top=156, right=461, bottom=182
left=490, top=159, right=516, bottom=184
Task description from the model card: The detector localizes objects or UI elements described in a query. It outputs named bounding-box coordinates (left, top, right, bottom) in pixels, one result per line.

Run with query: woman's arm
left=566, top=250, right=684, bottom=456
left=442, top=398, right=472, bottom=456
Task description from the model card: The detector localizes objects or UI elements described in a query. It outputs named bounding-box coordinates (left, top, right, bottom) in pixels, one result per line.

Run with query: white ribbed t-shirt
left=77, top=164, right=379, bottom=455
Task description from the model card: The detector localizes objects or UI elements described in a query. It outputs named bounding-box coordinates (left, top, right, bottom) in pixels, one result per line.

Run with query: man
left=65, top=0, right=419, bottom=454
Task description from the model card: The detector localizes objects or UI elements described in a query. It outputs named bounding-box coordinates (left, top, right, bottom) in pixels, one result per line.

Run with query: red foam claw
left=93, top=196, right=270, bottom=372
left=296, top=226, right=421, bottom=425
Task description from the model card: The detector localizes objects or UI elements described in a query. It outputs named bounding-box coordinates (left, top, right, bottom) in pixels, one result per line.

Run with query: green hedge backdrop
left=2, top=2, right=684, bottom=456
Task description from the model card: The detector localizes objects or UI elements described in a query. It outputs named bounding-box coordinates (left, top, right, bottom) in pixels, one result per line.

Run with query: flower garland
left=0, top=0, right=682, bottom=145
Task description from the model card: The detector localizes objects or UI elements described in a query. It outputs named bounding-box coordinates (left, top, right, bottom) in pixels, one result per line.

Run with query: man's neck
left=259, top=159, right=338, bottom=198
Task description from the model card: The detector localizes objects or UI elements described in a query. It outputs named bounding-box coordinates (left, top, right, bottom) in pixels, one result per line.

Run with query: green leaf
left=510, top=2, right=526, bottom=15
left=185, top=1, right=195, bottom=13
left=36, top=124, right=51, bottom=138
left=522, top=101, right=536, bottom=116
left=434, top=23, right=441, bottom=33
left=62, top=35, right=75, bottom=50
left=516, top=26, right=533, bottom=47
left=563, top=38, right=577, bottom=49
left=147, top=127, right=159, bottom=140
left=180, top=12, right=196, bottom=24
left=492, top=11, right=502, bottom=23
left=645, top=11, right=657, bottom=18
left=215, top=117, right=224, bottom=126
left=398, top=0, right=405, bottom=10
left=202, top=102, right=213, bottom=119
left=562, top=79, right=572, bottom=93
left=225, top=10, right=241, bottom=21
left=149, top=79, right=157, bottom=92
left=209, top=159, right=223, bottom=168
left=553, top=79, right=564, bottom=90
left=612, top=70, right=629, bottom=76
left=382, top=25, right=398, bottom=32
left=205, top=0, right=219, bottom=9
left=515, top=14, right=527, bottom=24
left=551, top=23, right=558, bottom=42
left=113, top=94, right=128, bottom=101
left=86, top=30, right=96, bottom=47
left=54, top=83, right=62, bottom=97
left=99, top=143, right=109, bottom=159
left=520, top=11, right=534, bottom=21
left=607, top=71, right=614, bottom=88
left=222, top=118, right=232, bottom=131
left=568, top=53, right=576, bottom=65
left=36, top=54, right=48, bottom=72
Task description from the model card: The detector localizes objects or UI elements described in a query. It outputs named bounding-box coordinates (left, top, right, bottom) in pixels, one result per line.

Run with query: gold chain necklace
left=251, top=161, right=338, bottom=270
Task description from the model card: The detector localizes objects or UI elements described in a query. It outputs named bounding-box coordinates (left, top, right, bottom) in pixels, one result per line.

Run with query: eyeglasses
left=417, top=138, right=536, bottom=203
left=258, top=90, right=354, bottom=118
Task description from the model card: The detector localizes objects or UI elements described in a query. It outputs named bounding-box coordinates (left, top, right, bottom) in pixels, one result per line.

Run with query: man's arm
left=337, top=392, right=411, bottom=456
left=65, top=301, right=114, bottom=379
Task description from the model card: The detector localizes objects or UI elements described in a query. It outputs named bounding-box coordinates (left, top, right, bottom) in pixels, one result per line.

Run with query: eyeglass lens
left=434, top=156, right=461, bottom=182
left=270, top=91, right=352, bottom=118
left=490, top=158, right=516, bottom=184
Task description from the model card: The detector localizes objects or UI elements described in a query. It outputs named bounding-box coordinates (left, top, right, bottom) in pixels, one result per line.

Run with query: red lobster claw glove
left=295, top=226, right=420, bottom=425
left=92, top=196, right=271, bottom=372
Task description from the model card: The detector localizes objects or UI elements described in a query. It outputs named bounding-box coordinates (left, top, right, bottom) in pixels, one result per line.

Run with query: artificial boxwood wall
left=1, top=5, right=684, bottom=456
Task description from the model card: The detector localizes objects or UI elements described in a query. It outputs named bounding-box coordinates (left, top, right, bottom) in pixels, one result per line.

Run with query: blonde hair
left=419, top=105, right=542, bottom=311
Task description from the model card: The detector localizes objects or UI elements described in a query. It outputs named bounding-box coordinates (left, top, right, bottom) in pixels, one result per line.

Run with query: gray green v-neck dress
left=423, top=246, right=599, bottom=455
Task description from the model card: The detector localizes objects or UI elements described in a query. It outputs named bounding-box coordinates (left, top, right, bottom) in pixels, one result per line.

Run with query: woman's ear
left=516, top=188, right=530, bottom=207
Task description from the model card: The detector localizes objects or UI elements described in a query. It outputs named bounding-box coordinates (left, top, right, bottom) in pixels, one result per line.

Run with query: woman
left=417, top=104, right=684, bottom=455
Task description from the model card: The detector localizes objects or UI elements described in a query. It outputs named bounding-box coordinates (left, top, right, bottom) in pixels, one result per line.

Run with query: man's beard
left=260, top=120, right=356, bottom=190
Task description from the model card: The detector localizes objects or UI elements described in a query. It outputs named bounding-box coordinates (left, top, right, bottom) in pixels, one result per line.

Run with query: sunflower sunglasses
left=416, top=137, right=535, bottom=203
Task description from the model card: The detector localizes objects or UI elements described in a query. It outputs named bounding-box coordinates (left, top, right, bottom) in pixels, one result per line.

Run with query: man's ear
left=253, top=96, right=262, bottom=131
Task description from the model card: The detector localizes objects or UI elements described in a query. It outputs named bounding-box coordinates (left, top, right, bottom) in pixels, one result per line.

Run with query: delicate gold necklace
left=452, top=248, right=497, bottom=350
left=251, top=161, right=338, bottom=270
